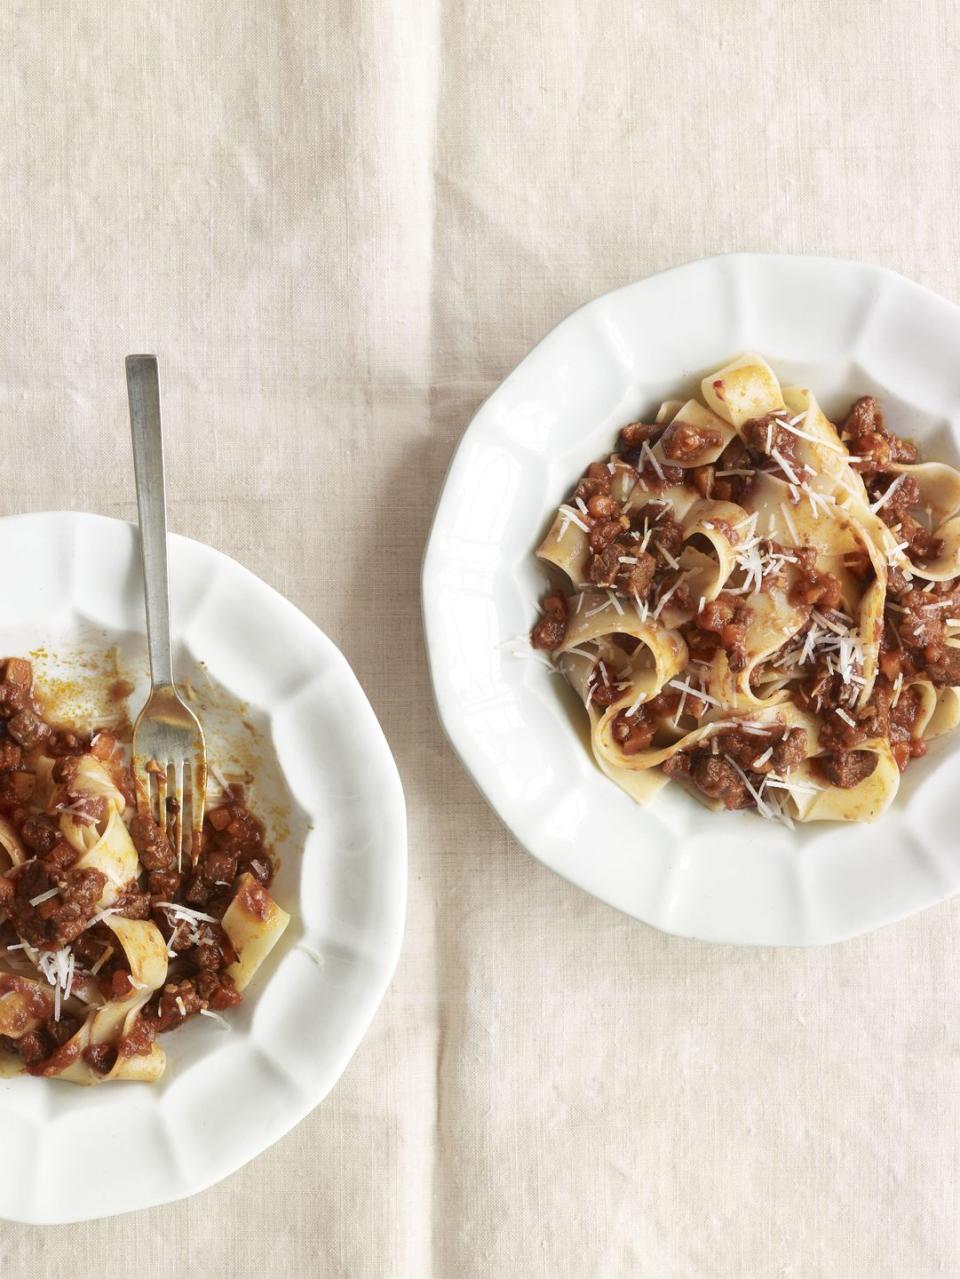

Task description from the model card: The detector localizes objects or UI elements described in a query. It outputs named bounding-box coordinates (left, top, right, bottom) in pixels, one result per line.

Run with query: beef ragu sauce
left=532, top=395, right=960, bottom=814
left=0, top=657, right=276, bottom=1076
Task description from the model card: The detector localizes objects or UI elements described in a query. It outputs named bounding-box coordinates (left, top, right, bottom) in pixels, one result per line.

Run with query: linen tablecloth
left=3, top=2, right=960, bottom=1275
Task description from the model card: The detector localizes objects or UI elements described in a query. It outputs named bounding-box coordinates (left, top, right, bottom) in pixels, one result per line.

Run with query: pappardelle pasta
left=530, top=354, right=960, bottom=825
left=0, top=659, right=289, bottom=1083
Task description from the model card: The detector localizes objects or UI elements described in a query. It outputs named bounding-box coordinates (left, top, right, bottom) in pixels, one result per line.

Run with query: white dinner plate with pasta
left=422, top=253, right=960, bottom=946
left=0, top=512, right=406, bottom=1223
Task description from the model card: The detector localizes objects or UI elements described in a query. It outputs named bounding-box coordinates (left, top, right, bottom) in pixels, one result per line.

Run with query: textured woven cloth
left=3, top=2, right=960, bottom=1275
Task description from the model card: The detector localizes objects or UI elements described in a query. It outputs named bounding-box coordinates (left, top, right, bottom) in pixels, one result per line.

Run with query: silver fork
left=126, top=354, right=207, bottom=869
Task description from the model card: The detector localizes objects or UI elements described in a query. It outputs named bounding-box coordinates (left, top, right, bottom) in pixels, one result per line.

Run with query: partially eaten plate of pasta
left=422, top=254, right=960, bottom=946
left=0, top=512, right=405, bottom=1223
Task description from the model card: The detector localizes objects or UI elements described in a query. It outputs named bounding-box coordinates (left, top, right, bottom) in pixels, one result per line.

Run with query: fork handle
left=126, top=354, right=175, bottom=690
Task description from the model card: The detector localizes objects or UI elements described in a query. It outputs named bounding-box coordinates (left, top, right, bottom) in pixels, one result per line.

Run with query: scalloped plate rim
left=421, top=252, right=960, bottom=947
left=0, top=510, right=407, bottom=1223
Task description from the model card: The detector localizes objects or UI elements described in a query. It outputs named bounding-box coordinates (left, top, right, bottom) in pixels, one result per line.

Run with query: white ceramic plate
left=0, top=512, right=406, bottom=1224
left=422, top=253, right=960, bottom=947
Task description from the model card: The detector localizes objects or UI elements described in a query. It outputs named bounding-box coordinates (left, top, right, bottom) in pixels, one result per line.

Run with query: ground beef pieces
left=195, top=969, right=243, bottom=1010
left=49, top=867, right=107, bottom=945
left=14, top=1029, right=50, bottom=1067
left=886, top=684, right=928, bottom=770
left=891, top=588, right=960, bottom=671
left=71, top=928, right=111, bottom=969
left=588, top=542, right=656, bottom=598
left=661, top=419, right=722, bottom=465
left=11, top=863, right=106, bottom=949
left=617, top=423, right=668, bottom=468
left=741, top=415, right=799, bottom=468
left=84, top=1043, right=118, bottom=1074
left=588, top=542, right=624, bottom=587
left=709, top=438, right=756, bottom=504
left=45, top=1013, right=83, bottom=1048
left=0, top=735, right=22, bottom=771
left=618, top=421, right=663, bottom=451
left=154, top=979, right=203, bottom=1032
left=643, top=509, right=684, bottom=560
left=6, top=709, right=48, bottom=749
left=45, top=728, right=87, bottom=758
left=119, top=1015, right=158, bottom=1059
left=147, top=868, right=182, bottom=899
left=619, top=552, right=657, bottom=598
left=695, top=593, right=750, bottom=671
left=589, top=516, right=629, bottom=554
left=0, top=769, right=34, bottom=809
left=571, top=461, right=615, bottom=507
left=182, top=874, right=212, bottom=907
left=50, top=755, right=79, bottom=786
left=868, top=475, right=943, bottom=562
left=207, top=805, right=266, bottom=860
left=40, top=841, right=79, bottom=876
left=611, top=708, right=656, bottom=755
left=3, top=659, right=33, bottom=689
left=129, top=813, right=176, bottom=871
left=925, top=647, right=960, bottom=686
left=710, top=730, right=768, bottom=773
left=771, top=728, right=807, bottom=773
left=816, top=750, right=878, bottom=788
left=840, top=396, right=917, bottom=468
left=794, top=654, right=844, bottom=715
left=201, top=849, right=238, bottom=886
left=19, top=814, right=60, bottom=854
left=664, top=751, right=752, bottom=810
left=705, top=726, right=806, bottom=778
left=531, top=593, right=568, bottom=652
left=585, top=492, right=619, bottom=520
left=872, top=472, right=920, bottom=520
left=0, top=681, right=30, bottom=718
left=815, top=708, right=870, bottom=752
left=896, top=514, right=942, bottom=563
left=113, top=883, right=152, bottom=920
left=788, top=547, right=843, bottom=610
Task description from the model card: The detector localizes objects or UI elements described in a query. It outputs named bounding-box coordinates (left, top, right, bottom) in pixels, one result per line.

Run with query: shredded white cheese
left=667, top=678, right=720, bottom=707
left=869, top=474, right=905, bottom=514
left=90, top=944, right=114, bottom=976
left=655, top=541, right=679, bottom=569
left=29, top=887, right=59, bottom=907
left=199, top=1008, right=231, bottom=1029
left=155, top=901, right=218, bottom=924
left=641, top=440, right=666, bottom=482
left=557, top=504, right=591, bottom=533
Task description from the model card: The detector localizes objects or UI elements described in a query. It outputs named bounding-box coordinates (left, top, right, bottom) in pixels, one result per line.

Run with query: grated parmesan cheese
left=869, top=474, right=905, bottom=514
left=199, top=1008, right=231, bottom=1029
left=667, top=678, right=720, bottom=707
left=156, top=901, right=218, bottom=924
left=641, top=440, right=666, bottom=483
left=655, top=541, right=679, bottom=569
left=557, top=504, right=591, bottom=533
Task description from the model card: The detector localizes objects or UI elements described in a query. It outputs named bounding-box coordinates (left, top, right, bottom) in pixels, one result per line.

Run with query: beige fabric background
left=1, top=1, right=959, bottom=1275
